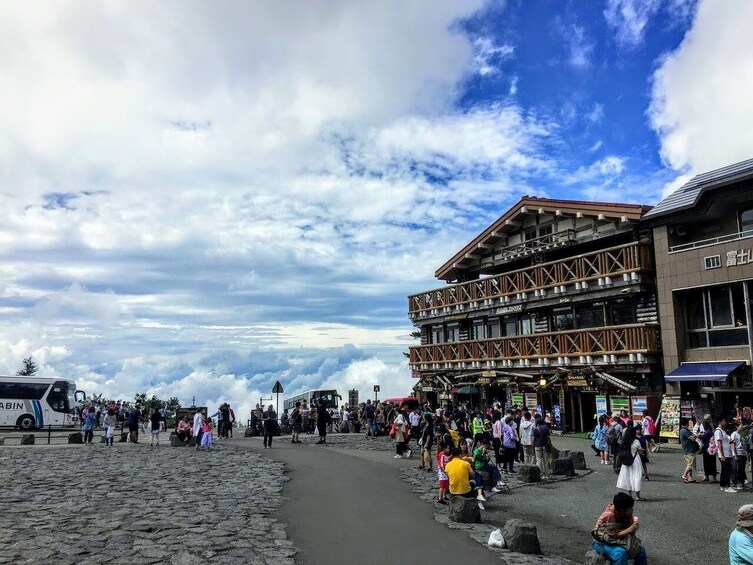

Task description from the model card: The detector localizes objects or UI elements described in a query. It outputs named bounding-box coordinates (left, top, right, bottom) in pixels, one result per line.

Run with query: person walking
left=290, top=401, right=303, bottom=444
left=262, top=404, right=277, bottom=449
left=200, top=418, right=213, bottom=450
left=103, top=408, right=117, bottom=447
left=642, top=410, right=659, bottom=453
left=150, top=408, right=162, bottom=447
left=419, top=413, right=434, bottom=471
left=392, top=409, right=408, bottom=458
left=716, top=417, right=737, bottom=493
left=519, top=412, right=535, bottom=465
left=616, top=424, right=645, bottom=501
left=82, top=406, right=96, bottom=445
left=730, top=421, right=746, bottom=490
left=679, top=417, right=699, bottom=483
left=501, top=415, right=518, bottom=474
left=594, top=415, right=610, bottom=465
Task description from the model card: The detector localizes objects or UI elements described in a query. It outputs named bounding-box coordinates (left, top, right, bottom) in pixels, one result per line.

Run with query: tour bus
left=0, top=376, right=83, bottom=429
left=283, top=389, right=340, bottom=412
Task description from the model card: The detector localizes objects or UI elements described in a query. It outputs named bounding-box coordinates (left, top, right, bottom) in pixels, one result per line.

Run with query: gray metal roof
left=643, top=157, right=753, bottom=220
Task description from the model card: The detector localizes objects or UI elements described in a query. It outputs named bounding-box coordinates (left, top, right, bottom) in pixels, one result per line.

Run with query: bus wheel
left=16, top=414, right=36, bottom=430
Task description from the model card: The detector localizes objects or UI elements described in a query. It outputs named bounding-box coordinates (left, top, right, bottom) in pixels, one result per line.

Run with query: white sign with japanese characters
left=726, top=249, right=753, bottom=267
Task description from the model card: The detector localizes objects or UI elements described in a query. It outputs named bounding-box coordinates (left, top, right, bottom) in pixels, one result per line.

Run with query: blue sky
left=0, top=0, right=751, bottom=418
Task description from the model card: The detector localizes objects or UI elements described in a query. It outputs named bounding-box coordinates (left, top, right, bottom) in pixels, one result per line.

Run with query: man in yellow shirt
left=444, top=448, right=486, bottom=507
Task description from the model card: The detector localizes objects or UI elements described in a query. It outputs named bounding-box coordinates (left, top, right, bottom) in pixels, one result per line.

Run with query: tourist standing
left=419, top=413, right=434, bottom=471
left=616, top=424, right=645, bottom=501
left=291, top=401, right=303, bottom=444
left=594, top=415, right=610, bottom=465
left=150, top=408, right=162, bottom=447
left=392, top=409, right=408, bottom=458
left=82, top=407, right=96, bottom=445
left=200, top=418, right=213, bottom=450
left=127, top=404, right=142, bottom=444
left=501, top=415, right=517, bottom=474
left=301, top=401, right=310, bottom=434
left=103, top=408, right=117, bottom=447
left=364, top=399, right=377, bottom=439
left=436, top=441, right=451, bottom=504
left=263, top=404, right=277, bottom=449
left=679, top=417, right=699, bottom=483
left=491, top=411, right=503, bottom=469
left=730, top=421, right=746, bottom=490
left=519, top=411, right=535, bottom=465
left=532, top=414, right=550, bottom=479
left=193, top=409, right=204, bottom=451
left=716, top=417, right=737, bottom=493
left=316, top=402, right=330, bottom=445
left=699, top=416, right=718, bottom=482
left=642, top=410, right=659, bottom=453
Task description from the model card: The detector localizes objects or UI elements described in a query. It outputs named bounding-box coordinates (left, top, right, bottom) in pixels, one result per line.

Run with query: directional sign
left=272, top=381, right=284, bottom=394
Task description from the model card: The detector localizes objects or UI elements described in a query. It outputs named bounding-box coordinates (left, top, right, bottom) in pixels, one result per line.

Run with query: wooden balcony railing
left=409, top=241, right=653, bottom=316
left=409, top=324, right=659, bottom=367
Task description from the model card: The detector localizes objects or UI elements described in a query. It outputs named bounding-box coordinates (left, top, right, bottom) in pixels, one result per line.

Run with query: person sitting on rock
left=472, top=437, right=505, bottom=495
left=445, top=447, right=486, bottom=508
left=176, top=417, right=191, bottom=443
left=591, top=492, right=647, bottom=565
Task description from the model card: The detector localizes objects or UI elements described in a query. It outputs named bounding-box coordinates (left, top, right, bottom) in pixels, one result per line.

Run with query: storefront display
left=659, top=395, right=681, bottom=438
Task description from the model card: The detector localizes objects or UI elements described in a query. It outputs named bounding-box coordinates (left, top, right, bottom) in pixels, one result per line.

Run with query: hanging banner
left=658, top=395, right=681, bottom=438
left=596, top=395, right=608, bottom=417
left=512, top=393, right=524, bottom=407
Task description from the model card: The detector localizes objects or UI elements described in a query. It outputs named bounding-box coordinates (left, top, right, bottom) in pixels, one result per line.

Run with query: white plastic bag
left=488, top=528, right=505, bottom=548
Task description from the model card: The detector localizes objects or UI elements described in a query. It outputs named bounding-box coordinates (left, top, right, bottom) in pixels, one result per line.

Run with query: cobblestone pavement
left=0, top=443, right=296, bottom=565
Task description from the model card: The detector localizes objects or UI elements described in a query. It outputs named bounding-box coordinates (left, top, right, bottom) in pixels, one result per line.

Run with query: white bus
left=282, top=389, right=340, bottom=413
left=0, top=376, right=82, bottom=429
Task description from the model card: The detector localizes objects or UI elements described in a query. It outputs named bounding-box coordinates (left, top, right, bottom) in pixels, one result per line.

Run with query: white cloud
left=604, top=0, right=662, bottom=49
left=649, top=0, right=753, bottom=175
left=472, top=36, right=515, bottom=76
left=587, top=104, right=605, bottom=124
left=565, top=24, right=594, bottom=68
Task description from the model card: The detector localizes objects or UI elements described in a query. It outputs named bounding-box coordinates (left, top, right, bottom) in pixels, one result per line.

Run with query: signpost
left=373, top=384, right=380, bottom=403
left=272, top=381, right=284, bottom=419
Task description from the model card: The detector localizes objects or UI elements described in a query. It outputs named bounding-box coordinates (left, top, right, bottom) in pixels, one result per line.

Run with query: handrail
left=669, top=229, right=753, bottom=253
left=408, top=241, right=652, bottom=315
left=409, top=323, right=659, bottom=365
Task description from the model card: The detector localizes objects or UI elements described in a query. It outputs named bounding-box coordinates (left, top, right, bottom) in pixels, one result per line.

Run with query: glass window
left=708, top=286, right=733, bottom=327
left=552, top=307, right=574, bottom=331
left=524, top=229, right=537, bottom=241
left=520, top=315, right=536, bottom=335
left=445, top=325, right=459, bottom=342
left=576, top=303, right=605, bottom=329
left=472, top=321, right=485, bottom=340
left=740, top=208, right=753, bottom=233
left=611, top=302, right=636, bottom=325
left=732, top=284, right=747, bottom=327
left=47, top=384, right=68, bottom=412
left=685, top=290, right=706, bottom=330
left=431, top=326, right=443, bottom=344
left=539, top=224, right=553, bottom=237
left=486, top=318, right=501, bottom=338
left=502, top=316, right=517, bottom=337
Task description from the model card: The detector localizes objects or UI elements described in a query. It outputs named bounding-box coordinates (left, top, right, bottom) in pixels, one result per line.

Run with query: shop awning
left=594, top=371, right=637, bottom=392
left=665, top=361, right=746, bottom=382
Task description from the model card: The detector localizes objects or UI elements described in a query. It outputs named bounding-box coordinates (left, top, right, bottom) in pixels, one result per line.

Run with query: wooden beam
left=477, top=243, right=495, bottom=249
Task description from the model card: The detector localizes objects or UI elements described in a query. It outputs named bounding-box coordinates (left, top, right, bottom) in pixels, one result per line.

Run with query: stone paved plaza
left=0, top=443, right=295, bottom=565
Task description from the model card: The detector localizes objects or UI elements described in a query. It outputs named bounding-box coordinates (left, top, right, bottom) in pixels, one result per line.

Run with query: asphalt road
left=235, top=438, right=496, bottom=565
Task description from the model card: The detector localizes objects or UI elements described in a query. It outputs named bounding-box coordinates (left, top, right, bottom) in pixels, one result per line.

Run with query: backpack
left=618, top=446, right=636, bottom=466
left=707, top=436, right=718, bottom=455
left=746, top=432, right=753, bottom=453
left=607, top=426, right=619, bottom=446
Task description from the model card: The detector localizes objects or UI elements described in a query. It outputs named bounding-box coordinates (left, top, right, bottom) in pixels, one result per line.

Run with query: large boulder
left=552, top=457, right=576, bottom=477
left=0, top=437, right=5, bottom=446
left=584, top=549, right=610, bottom=565
left=68, top=432, right=83, bottom=444
left=517, top=464, right=541, bottom=483
left=21, top=434, right=35, bottom=445
left=448, top=496, right=482, bottom=524
left=566, top=450, right=588, bottom=470
left=188, top=436, right=197, bottom=447
left=502, top=519, right=541, bottom=554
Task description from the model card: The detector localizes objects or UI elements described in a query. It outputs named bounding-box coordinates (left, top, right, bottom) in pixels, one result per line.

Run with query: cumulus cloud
left=649, top=0, right=753, bottom=175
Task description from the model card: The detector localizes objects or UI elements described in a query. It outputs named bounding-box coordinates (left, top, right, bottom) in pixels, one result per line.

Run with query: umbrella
left=457, top=385, right=479, bottom=395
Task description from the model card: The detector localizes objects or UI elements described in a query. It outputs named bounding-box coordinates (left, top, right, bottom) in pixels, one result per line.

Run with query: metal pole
left=48, top=424, right=51, bottom=445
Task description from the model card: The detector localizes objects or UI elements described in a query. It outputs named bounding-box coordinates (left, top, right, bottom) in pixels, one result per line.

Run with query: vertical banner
left=512, top=393, right=524, bottom=407
left=658, top=395, right=681, bottom=438
left=596, top=395, right=608, bottom=417
left=525, top=393, right=538, bottom=410
left=631, top=396, right=647, bottom=417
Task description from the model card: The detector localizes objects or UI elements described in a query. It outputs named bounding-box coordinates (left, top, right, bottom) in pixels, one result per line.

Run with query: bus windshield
left=314, top=390, right=338, bottom=409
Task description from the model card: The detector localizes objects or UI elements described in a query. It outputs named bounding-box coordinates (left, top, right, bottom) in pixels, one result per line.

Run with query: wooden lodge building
left=408, top=196, right=664, bottom=432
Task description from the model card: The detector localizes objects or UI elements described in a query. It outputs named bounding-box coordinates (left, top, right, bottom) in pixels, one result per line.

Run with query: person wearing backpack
left=642, top=410, right=659, bottom=453
left=609, top=416, right=624, bottom=474
left=616, top=424, right=645, bottom=501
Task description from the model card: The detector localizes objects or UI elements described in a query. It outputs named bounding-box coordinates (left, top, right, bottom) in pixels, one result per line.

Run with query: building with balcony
left=408, top=196, right=663, bottom=432
left=644, top=158, right=753, bottom=420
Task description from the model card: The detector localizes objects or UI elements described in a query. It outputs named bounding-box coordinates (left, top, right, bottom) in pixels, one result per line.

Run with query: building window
left=740, top=207, right=753, bottom=234
left=502, top=316, right=517, bottom=337
left=431, top=325, right=443, bottom=344
left=575, top=302, right=605, bottom=329
left=486, top=318, right=501, bottom=339
left=552, top=307, right=574, bottom=331
left=472, top=320, right=485, bottom=340
left=610, top=301, right=636, bottom=325
left=685, top=284, right=749, bottom=348
left=520, top=314, right=536, bottom=335
left=445, top=324, right=459, bottom=343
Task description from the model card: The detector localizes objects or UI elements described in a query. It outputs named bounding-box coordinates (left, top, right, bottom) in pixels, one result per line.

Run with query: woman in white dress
left=616, top=424, right=645, bottom=501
